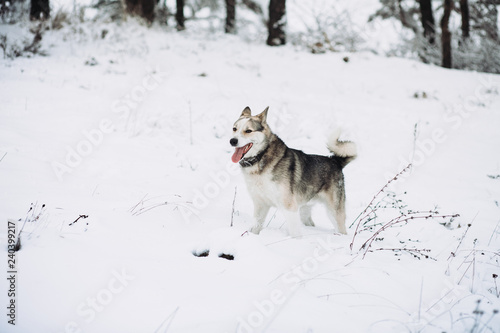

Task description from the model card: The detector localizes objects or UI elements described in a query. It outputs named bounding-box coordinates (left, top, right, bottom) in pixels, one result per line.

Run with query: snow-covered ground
left=1, top=3, right=500, bottom=332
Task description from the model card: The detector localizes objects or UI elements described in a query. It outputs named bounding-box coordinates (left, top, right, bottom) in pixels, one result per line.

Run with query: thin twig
left=154, top=306, right=180, bottom=333
left=488, top=219, right=500, bottom=246
left=454, top=249, right=499, bottom=256
left=472, top=239, right=477, bottom=293
left=133, top=202, right=168, bottom=216
left=373, top=247, right=436, bottom=260
left=130, top=194, right=191, bottom=216
left=92, top=185, right=99, bottom=197
left=478, top=308, right=499, bottom=333
left=69, top=215, right=89, bottom=226
left=266, top=208, right=278, bottom=228
left=410, top=122, right=419, bottom=166
left=230, top=186, right=237, bottom=227
left=133, top=202, right=193, bottom=216
left=457, top=249, right=476, bottom=288
left=129, top=193, right=149, bottom=213
left=448, top=220, right=474, bottom=260
left=493, top=274, right=499, bottom=298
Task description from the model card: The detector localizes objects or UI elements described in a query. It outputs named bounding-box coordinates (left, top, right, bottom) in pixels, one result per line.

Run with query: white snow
left=1, top=2, right=500, bottom=333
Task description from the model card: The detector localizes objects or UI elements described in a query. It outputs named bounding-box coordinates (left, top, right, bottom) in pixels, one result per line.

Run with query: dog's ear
left=256, top=106, right=269, bottom=123
left=241, top=107, right=252, bottom=117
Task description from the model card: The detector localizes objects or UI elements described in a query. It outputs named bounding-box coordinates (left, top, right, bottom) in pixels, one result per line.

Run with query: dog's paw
left=250, top=224, right=262, bottom=234
left=302, top=219, right=315, bottom=227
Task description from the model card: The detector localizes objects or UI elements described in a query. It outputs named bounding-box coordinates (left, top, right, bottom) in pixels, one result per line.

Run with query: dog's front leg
left=250, top=201, right=270, bottom=234
left=282, top=209, right=302, bottom=237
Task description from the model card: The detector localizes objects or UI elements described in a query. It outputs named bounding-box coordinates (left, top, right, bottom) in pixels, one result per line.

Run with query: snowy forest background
left=1, top=0, right=500, bottom=72
left=1, top=0, right=500, bottom=333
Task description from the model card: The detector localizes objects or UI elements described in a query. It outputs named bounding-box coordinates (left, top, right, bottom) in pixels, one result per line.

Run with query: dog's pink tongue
left=232, top=147, right=245, bottom=163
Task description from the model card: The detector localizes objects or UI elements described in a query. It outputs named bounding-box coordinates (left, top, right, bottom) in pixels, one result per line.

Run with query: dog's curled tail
left=327, top=128, right=357, bottom=168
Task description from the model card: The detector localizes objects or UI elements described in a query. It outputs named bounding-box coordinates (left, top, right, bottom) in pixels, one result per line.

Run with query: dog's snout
left=230, top=138, right=238, bottom=147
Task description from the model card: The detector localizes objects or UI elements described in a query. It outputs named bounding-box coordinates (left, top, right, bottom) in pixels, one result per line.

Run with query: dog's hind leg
left=325, top=191, right=347, bottom=235
left=299, top=205, right=315, bottom=227
left=251, top=201, right=270, bottom=234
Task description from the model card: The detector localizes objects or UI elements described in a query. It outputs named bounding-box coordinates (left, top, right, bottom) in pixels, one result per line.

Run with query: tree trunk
left=124, top=0, right=156, bottom=23
left=225, top=0, right=236, bottom=34
left=441, top=0, right=453, bottom=68
left=459, top=0, right=470, bottom=39
left=30, top=0, right=50, bottom=20
left=176, top=0, right=185, bottom=30
left=419, top=0, right=435, bottom=44
left=267, top=0, right=286, bottom=46
left=142, top=0, right=155, bottom=23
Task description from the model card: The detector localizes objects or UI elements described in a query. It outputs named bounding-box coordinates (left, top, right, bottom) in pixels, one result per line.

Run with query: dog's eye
left=233, top=127, right=237, bottom=132
left=245, top=129, right=252, bottom=134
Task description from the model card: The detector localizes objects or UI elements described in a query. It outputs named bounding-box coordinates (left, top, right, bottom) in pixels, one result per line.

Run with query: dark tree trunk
left=419, top=0, right=435, bottom=44
left=142, top=0, right=155, bottom=23
left=124, top=0, right=156, bottom=23
left=176, top=0, right=185, bottom=30
left=441, top=0, right=453, bottom=68
left=460, top=0, right=470, bottom=39
left=225, top=0, right=236, bottom=34
left=30, top=0, right=50, bottom=20
left=267, top=0, right=286, bottom=46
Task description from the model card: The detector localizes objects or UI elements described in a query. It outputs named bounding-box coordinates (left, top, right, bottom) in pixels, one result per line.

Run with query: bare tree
left=267, top=0, right=286, bottom=46
left=441, top=0, right=453, bottom=68
left=418, top=0, right=435, bottom=43
left=225, top=0, right=236, bottom=34
left=459, top=0, right=470, bottom=39
left=30, top=0, right=50, bottom=20
left=176, top=0, right=185, bottom=30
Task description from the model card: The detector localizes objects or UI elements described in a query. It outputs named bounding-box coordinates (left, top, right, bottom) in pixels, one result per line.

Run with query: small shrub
left=0, top=23, right=48, bottom=59
left=350, top=164, right=459, bottom=259
left=51, top=8, right=71, bottom=30
left=290, top=5, right=365, bottom=54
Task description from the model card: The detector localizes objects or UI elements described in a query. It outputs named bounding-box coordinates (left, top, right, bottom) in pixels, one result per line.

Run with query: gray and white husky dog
left=230, top=106, right=357, bottom=237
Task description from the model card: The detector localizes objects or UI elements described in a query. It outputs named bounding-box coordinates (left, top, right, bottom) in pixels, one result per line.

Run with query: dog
left=230, top=106, right=357, bottom=236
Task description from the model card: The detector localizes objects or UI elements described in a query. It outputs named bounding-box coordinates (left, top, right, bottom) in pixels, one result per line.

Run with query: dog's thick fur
left=230, top=106, right=357, bottom=236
